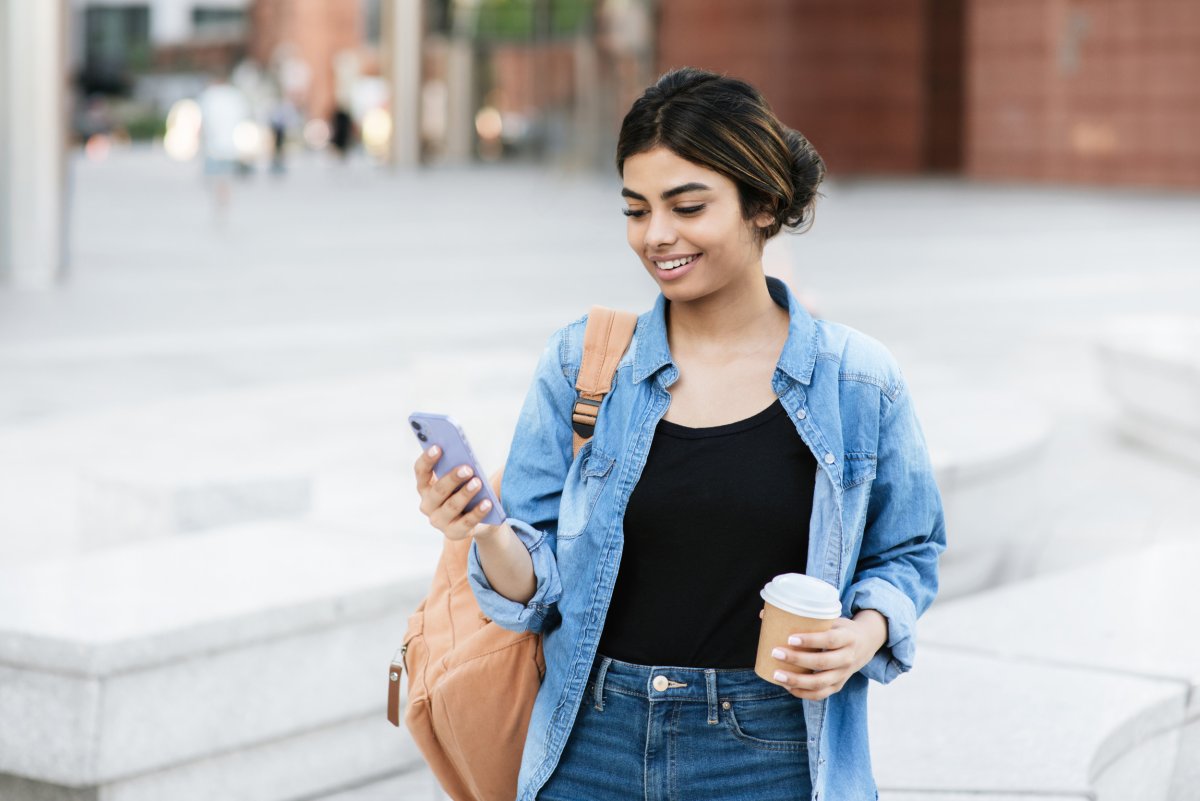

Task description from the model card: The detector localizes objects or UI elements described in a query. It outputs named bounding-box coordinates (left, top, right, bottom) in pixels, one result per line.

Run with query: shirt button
left=824, top=453, right=835, bottom=464
left=797, top=409, right=807, bottom=419
left=652, top=675, right=669, bottom=691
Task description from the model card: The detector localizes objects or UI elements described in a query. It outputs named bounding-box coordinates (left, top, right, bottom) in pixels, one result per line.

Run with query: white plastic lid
left=760, top=573, right=842, bottom=619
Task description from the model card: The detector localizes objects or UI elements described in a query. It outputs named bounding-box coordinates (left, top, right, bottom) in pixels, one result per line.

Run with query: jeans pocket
left=723, top=692, right=808, bottom=752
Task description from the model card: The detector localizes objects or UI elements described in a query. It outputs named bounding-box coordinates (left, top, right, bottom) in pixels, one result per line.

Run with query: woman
left=414, top=67, right=946, bottom=801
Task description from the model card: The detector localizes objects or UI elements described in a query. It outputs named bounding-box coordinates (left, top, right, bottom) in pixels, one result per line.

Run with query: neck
left=665, top=270, right=789, bottom=361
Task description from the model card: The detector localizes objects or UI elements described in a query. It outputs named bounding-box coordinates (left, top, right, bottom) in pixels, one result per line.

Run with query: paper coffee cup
left=755, top=573, right=842, bottom=685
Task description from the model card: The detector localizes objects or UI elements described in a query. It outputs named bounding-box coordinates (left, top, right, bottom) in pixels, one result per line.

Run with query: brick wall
left=488, top=42, right=578, bottom=113
left=966, top=0, right=1200, bottom=187
left=655, top=0, right=930, bottom=175
left=249, top=0, right=364, bottom=120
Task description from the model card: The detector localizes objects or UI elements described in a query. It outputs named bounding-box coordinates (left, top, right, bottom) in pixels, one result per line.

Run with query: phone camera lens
left=417, top=432, right=427, bottom=442
left=411, top=420, right=422, bottom=430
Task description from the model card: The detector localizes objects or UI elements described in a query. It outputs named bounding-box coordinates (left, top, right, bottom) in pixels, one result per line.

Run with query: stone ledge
left=920, top=539, right=1200, bottom=718
left=0, top=522, right=442, bottom=676
left=0, top=713, right=421, bottom=801
left=871, top=646, right=1185, bottom=797
left=77, top=467, right=311, bottom=546
left=0, top=522, right=440, bottom=791
left=915, top=382, right=1054, bottom=598
left=873, top=540, right=1200, bottom=800
left=1097, top=314, right=1200, bottom=470
left=881, top=794, right=1087, bottom=801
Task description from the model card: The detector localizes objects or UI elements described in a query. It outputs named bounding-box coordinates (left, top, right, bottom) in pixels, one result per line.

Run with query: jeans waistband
left=587, top=652, right=793, bottom=724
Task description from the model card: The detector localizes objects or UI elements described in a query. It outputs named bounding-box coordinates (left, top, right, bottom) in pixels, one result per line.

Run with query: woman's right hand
left=414, top=445, right=497, bottom=541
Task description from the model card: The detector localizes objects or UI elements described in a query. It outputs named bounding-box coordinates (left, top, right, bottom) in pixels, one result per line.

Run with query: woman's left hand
left=765, top=609, right=889, bottom=701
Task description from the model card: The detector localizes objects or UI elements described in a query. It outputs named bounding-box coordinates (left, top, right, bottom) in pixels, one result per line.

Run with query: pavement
left=2, top=144, right=1199, bottom=798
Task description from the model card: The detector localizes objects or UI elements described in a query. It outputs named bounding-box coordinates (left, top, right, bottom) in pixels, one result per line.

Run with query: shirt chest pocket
left=842, top=452, right=877, bottom=490
left=556, top=443, right=616, bottom=541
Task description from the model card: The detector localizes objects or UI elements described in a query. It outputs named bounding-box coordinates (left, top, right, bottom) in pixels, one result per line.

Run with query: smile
left=655, top=254, right=700, bottom=271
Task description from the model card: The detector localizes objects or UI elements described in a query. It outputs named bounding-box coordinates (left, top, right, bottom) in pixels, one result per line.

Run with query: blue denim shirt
left=467, top=276, right=947, bottom=801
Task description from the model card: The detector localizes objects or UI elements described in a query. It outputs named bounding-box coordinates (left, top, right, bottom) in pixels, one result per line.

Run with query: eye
left=622, top=208, right=647, bottom=218
left=676, top=205, right=705, bottom=215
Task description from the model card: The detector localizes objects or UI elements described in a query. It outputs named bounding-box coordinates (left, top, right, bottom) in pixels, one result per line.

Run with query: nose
left=643, top=210, right=677, bottom=251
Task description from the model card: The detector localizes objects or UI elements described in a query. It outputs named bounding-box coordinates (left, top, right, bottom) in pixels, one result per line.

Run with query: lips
left=654, top=253, right=700, bottom=271
left=651, top=253, right=701, bottom=281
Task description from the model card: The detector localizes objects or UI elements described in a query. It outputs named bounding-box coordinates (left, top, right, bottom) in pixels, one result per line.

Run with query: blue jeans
left=536, top=654, right=813, bottom=801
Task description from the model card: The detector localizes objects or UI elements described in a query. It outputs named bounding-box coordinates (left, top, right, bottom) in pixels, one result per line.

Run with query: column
left=0, top=0, right=68, bottom=288
left=383, top=0, right=422, bottom=168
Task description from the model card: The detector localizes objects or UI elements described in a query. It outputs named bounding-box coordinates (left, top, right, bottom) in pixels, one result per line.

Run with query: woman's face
left=621, top=145, right=771, bottom=302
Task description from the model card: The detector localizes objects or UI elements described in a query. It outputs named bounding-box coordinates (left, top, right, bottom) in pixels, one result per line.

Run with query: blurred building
left=248, top=0, right=380, bottom=122
left=4, top=0, right=1200, bottom=288
left=69, top=0, right=251, bottom=106
left=656, top=0, right=1200, bottom=188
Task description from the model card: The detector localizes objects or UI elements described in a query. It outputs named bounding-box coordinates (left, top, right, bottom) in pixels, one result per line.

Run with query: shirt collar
left=631, top=275, right=819, bottom=386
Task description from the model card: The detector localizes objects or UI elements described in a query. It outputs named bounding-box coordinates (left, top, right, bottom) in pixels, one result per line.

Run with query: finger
left=779, top=665, right=848, bottom=699
left=770, top=645, right=847, bottom=673
left=447, top=501, right=495, bottom=541
left=413, top=445, right=441, bottom=492
left=431, top=475, right=483, bottom=529
left=433, top=462, right=478, bottom=500
left=789, top=626, right=851, bottom=651
left=454, top=496, right=496, bottom=533
left=770, top=668, right=828, bottom=694
left=788, top=684, right=836, bottom=702
left=423, top=462, right=476, bottom=517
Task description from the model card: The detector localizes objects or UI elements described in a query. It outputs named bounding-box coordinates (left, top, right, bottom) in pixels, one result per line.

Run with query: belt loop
left=705, top=669, right=718, bottom=725
left=594, top=656, right=612, bottom=712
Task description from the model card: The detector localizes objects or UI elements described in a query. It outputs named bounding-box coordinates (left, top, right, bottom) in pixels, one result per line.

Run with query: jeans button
left=652, top=675, right=669, bottom=691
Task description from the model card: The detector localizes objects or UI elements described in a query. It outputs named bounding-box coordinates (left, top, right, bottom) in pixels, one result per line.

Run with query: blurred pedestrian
left=329, top=105, right=353, bottom=161
left=414, top=67, right=946, bottom=801
left=268, top=98, right=297, bottom=175
left=197, top=72, right=250, bottom=222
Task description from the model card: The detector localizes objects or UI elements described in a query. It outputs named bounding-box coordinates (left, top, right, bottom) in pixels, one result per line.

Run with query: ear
left=752, top=211, right=774, bottom=230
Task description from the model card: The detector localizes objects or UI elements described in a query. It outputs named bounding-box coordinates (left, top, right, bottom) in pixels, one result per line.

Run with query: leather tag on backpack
left=387, top=648, right=404, bottom=727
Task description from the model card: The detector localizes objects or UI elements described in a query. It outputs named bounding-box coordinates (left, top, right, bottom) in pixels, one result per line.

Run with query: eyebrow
left=621, top=182, right=712, bottom=201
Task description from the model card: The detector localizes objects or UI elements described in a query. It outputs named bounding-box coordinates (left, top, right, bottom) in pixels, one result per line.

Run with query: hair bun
left=780, top=127, right=826, bottom=234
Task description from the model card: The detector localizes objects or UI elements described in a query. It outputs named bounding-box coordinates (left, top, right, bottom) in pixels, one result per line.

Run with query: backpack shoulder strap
left=571, top=306, right=637, bottom=457
left=486, top=306, right=637, bottom=502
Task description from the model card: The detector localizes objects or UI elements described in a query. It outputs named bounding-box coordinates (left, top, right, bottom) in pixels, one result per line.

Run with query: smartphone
left=409, top=412, right=506, bottom=527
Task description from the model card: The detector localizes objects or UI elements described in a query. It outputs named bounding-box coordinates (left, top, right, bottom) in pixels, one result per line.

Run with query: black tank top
left=598, top=398, right=817, bottom=668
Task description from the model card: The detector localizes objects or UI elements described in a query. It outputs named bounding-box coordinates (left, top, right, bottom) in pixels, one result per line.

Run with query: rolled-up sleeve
left=468, top=518, right=563, bottom=632
left=466, top=324, right=578, bottom=633
left=846, top=378, right=947, bottom=684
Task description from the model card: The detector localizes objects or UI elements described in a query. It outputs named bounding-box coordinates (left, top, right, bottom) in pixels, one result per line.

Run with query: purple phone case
left=409, top=412, right=507, bottom=527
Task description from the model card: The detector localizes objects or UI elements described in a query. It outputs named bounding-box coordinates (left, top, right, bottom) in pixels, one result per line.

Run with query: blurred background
left=1, top=1, right=1199, bottom=800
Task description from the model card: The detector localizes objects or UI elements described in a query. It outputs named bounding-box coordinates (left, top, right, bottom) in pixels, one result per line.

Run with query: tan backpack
left=389, top=306, right=638, bottom=801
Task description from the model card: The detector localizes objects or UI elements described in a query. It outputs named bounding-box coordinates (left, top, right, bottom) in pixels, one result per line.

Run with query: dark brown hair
left=616, top=67, right=825, bottom=241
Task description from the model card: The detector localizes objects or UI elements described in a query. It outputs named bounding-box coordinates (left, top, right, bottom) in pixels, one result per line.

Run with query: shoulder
left=539, top=312, right=590, bottom=381
left=546, top=306, right=646, bottom=378
left=812, top=319, right=905, bottom=402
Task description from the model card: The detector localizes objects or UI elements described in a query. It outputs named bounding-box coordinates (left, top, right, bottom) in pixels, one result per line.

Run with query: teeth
left=658, top=254, right=699, bottom=270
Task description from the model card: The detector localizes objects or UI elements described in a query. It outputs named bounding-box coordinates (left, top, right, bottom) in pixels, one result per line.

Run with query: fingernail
left=788, top=635, right=803, bottom=647
left=457, top=466, right=472, bottom=478
left=468, top=478, right=480, bottom=489
left=771, top=648, right=786, bottom=660
left=480, top=500, right=492, bottom=511
left=773, top=670, right=788, bottom=682
left=428, top=446, right=439, bottom=457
